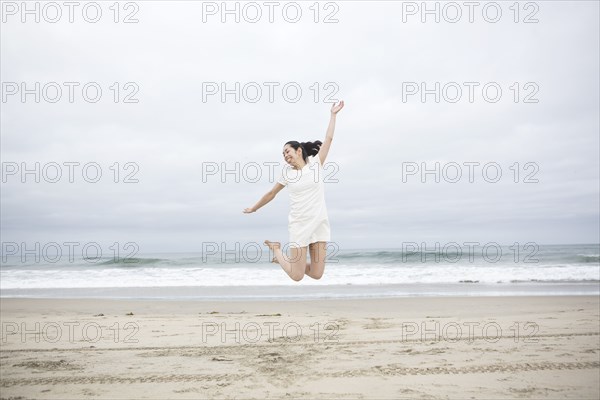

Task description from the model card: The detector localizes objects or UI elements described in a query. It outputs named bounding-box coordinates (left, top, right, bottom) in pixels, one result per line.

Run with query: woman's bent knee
left=291, top=272, right=304, bottom=282
left=311, top=271, right=323, bottom=280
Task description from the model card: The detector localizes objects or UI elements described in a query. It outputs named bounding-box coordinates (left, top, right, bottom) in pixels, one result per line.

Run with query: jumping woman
left=242, top=100, right=345, bottom=281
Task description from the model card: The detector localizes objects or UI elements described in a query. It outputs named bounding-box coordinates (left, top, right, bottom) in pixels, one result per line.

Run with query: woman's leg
left=305, top=241, right=327, bottom=280
left=264, top=240, right=308, bottom=282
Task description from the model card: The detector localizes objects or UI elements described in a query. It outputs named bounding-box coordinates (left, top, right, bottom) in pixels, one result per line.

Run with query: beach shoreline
left=1, top=281, right=598, bottom=301
left=1, top=295, right=599, bottom=399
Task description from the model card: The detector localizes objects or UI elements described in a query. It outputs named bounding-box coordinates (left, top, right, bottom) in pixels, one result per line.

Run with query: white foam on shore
left=0, top=263, right=598, bottom=290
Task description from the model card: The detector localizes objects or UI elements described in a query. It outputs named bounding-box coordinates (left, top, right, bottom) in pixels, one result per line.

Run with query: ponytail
left=285, top=140, right=322, bottom=163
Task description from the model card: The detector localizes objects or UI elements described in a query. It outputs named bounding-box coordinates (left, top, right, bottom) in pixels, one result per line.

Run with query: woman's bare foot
left=264, top=240, right=281, bottom=251
left=264, top=240, right=281, bottom=263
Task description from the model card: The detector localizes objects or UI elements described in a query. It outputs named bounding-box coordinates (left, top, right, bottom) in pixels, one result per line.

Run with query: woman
left=242, top=100, right=344, bottom=281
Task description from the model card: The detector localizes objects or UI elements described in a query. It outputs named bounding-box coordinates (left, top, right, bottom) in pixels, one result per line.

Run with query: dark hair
left=284, top=140, right=322, bottom=163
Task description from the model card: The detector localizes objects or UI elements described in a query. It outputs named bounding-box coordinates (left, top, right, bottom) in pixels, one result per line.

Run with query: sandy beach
left=1, top=295, right=599, bottom=399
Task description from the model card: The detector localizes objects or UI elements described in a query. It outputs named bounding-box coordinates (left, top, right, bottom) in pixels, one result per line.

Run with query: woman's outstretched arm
left=243, top=182, right=285, bottom=213
left=319, top=100, right=344, bottom=165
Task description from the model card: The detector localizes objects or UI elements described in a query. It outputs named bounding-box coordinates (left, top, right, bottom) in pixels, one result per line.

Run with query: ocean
left=1, top=244, right=598, bottom=300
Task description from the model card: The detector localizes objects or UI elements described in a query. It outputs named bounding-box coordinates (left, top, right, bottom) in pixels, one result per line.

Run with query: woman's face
left=282, top=145, right=299, bottom=165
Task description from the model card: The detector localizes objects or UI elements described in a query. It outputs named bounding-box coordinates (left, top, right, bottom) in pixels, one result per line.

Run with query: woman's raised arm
left=319, top=100, right=344, bottom=165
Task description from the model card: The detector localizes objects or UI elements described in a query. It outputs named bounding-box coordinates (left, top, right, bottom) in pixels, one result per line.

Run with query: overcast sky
left=1, top=0, right=598, bottom=254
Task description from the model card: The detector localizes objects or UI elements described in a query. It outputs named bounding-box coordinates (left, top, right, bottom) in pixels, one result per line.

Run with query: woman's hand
left=242, top=207, right=256, bottom=214
left=331, top=100, right=344, bottom=115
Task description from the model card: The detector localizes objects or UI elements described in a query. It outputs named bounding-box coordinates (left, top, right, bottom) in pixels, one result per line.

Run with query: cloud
left=1, top=1, right=598, bottom=252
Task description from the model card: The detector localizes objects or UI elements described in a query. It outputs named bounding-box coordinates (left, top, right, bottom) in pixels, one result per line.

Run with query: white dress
left=277, top=154, right=331, bottom=248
